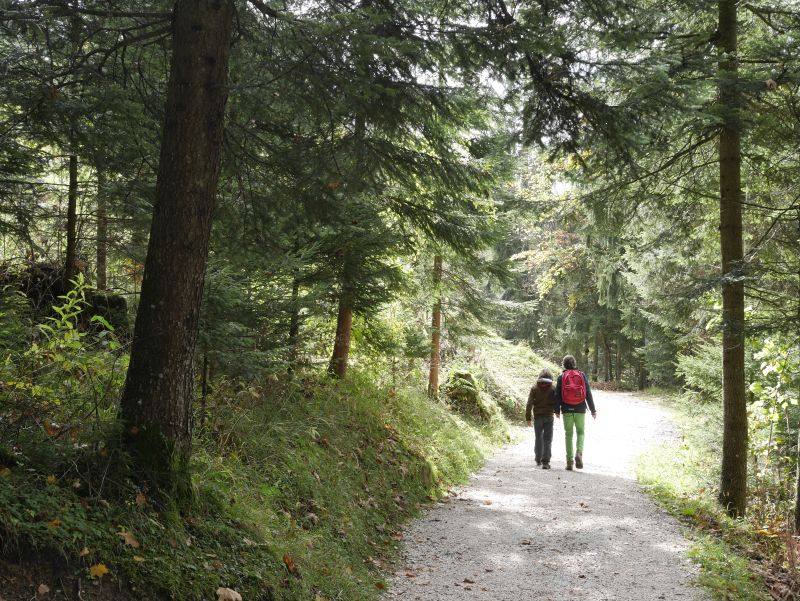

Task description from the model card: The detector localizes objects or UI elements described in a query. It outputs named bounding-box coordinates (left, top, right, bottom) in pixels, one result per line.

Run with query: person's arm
left=554, top=374, right=563, bottom=416
left=525, top=388, right=535, bottom=424
left=583, top=372, right=596, bottom=415
left=550, top=388, right=560, bottom=418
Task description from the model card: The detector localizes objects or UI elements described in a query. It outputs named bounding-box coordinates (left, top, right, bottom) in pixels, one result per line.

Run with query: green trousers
left=563, top=412, right=586, bottom=460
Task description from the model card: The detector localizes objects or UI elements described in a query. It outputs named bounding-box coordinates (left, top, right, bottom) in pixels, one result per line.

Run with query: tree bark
left=428, top=254, right=443, bottom=398
left=615, top=336, right=623, bottom=387
left=328, top=253, right=358, bottom=379
left=96, top=168, right=108, bottom=290
left=717, top=0, right=748, bottom=518
left=328, top=302, right=354, bottom=379
left=592, top=333, right=599, bottom=380
left=65, top=154, right=78, bottom=283
left=119, top=0, right=234, bottom=500
left=287, top=274, right=301, bottom=374
left=603, top=334, right=612, bottom=381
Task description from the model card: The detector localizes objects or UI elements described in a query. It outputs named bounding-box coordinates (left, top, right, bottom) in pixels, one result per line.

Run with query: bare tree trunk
left=96, top=168, right=108, bottom=290
left=328, top=253, right=358, bottom=379
left=65, top=154, right=78, bottom=283
left=287, top=274, right=301, bottom=374
left=328, top=301, right=353, bottom=379
left=615, top=336, right=623, bottom=387
left=119, top=0, right=234, bottom=500
left=717, top=0, right=747, bottom=518
left=428, top=255, right=443, bottom=398
left=592, top=334, right=599, bottom=381
left=603, top=334, right=612, bottom=382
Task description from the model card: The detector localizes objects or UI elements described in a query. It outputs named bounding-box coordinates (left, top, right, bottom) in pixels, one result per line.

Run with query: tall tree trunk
left=592, top=334, right=599, bottom=381
left=794, top=210, right=799, bottom=532
left=615, top=336, right=623, bottom=387
left=65, top=154, right=78, bottom=283
left=428, top=254, right=443, bottom=398
left=119, top=0, right=234, bottom=499
left=328, top=254, right=358, bottom=379
left=328, top=301, right=353, bottom=379
left=287, top=273, right=301, bottom=374
left=717, top=0, right=747, bottom=518
left=96, top=168, right=108, bottom=290
left=603, top=334, right=612, bottom=381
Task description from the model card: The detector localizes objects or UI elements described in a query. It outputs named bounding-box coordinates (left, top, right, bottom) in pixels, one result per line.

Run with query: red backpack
left=562, top=370, right=586, bottom=405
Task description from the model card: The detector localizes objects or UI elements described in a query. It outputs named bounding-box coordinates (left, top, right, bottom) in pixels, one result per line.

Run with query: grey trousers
left=534, top=415, right=554, bottom=464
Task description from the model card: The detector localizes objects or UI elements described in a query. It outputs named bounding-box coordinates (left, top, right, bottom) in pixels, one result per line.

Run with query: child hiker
left=526, top=368, right=558, bottom=469
left=554, top=355, right=597, bottom=471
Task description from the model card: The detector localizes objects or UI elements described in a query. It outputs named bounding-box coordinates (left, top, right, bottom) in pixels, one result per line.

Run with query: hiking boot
left=536, top=460, right=542, bottom=466
left=566, top=460, right=574, bottom=471
left=542, top=463, right=551, bottom=470
left=575, top=452, right=583, bottom=469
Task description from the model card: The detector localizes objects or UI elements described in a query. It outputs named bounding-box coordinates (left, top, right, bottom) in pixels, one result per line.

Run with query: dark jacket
left=554, top=371, right=596, bottom=415
left=526, top=383, right=557, bottom=420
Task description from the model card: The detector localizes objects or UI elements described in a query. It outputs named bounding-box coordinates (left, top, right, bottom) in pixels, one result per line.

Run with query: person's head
left=562, top=355, right=576, bottom=370
left=536, top=368, right=554, bottom=388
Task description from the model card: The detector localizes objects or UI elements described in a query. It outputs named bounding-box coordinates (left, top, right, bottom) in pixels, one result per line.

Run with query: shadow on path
left=383, top=391, right=707, bottom=601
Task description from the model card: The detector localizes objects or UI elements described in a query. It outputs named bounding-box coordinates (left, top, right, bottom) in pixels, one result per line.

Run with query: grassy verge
left=635, top=390, right=775, bottom=601
left=0, top=369, right=510, bottom=601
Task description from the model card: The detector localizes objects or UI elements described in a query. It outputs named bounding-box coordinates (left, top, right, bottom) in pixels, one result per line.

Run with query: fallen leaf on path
left=463, top=578, right=475, bottom=584
left=216, top=587, right=242, bottom=601
left=89, top=563, right=109, bottom=578
left=282, top=553, right=296, bottom=573
left=374, top=582, right=385, bottom=590
left=483, top=500, right=493, bottom=506
left=37, top=584, right=50, bottom=596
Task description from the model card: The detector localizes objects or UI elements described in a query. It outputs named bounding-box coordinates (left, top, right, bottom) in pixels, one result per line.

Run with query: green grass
left=636, top=390, right=771, bottom=601
left=0, top=369, right=510, bottom=601
left=453, top=337, right=559, bottom=418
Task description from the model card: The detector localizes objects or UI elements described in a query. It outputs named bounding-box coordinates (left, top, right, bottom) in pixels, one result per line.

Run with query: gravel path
left=383, top=390, right=708, bottom=601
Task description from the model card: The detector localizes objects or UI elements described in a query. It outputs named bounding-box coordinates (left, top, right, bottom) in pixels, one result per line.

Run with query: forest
left=1, top=0, right=799, bottom=600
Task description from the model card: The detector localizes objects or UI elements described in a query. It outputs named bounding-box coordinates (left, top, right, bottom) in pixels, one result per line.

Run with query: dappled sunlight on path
left=383, top=391, right=706, bottom=601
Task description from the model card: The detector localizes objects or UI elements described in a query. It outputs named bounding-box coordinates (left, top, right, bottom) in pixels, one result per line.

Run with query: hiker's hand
left=526, top=421, right=532, bottom=428
left=591, top=412, right=597, bottom=420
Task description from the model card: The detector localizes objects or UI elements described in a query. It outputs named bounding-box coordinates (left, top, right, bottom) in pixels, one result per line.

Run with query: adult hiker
left=554, top=355, right=596, bottom=470
left=525, top=368, right=559, bottom=470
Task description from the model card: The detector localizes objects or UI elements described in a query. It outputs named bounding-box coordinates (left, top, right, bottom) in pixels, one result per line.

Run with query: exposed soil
left=383, top=390, right=709, bottom=601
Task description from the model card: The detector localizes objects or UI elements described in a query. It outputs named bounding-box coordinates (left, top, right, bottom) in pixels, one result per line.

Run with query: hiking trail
left=383, top=390, right=708, bottom=601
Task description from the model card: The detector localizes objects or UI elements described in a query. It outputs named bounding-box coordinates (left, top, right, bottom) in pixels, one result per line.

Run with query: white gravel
left=383, top=391, right=708, bottom=601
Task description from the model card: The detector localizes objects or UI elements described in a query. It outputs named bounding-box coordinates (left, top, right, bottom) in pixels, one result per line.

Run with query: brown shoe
left=575, top=452, right=583, bottom=469
left=566, top=460, right=574, bottom=471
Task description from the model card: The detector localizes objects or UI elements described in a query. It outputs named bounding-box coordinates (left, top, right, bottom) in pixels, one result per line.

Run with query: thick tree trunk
left=119, top=0, right=234, bottom=499
left=65, top=154, right=78, bottom=283
left=328, top=301, right=354, bottom=379
left=428, top=255, right=443, bottom=398
left=717, top=0, right=747, bottom=518
left=96, top=168, right=108, bottom=290
left=328, top=254, right=358, bottom=379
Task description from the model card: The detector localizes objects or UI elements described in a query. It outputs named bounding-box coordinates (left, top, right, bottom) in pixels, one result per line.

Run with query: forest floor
left=382, top=390, right=710, bottom=601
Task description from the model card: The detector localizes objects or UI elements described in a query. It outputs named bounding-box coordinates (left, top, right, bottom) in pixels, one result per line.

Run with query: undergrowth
left=636, top=390, right=792, bottom=601
left=0, top=370, right=510, bottom=601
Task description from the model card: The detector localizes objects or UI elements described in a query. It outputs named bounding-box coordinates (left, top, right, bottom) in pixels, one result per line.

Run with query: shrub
left=676, top=341, right=723, bottom=404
